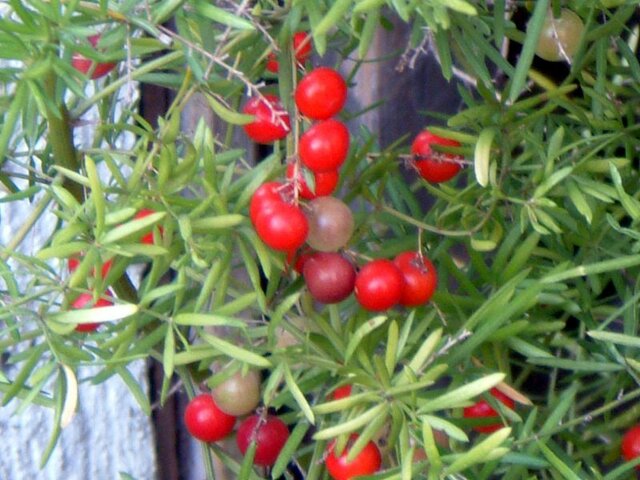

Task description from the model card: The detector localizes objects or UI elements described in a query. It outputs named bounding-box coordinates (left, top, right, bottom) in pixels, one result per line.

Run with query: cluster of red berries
left=68, top=209, right=161, bottom=332
left=184, top=394, right=290, bottom=468
left=184, top=370, right=290, bottom=468
left=244, top=64, right=438, bottom=314
left=184, top=376, right=382, bottom=479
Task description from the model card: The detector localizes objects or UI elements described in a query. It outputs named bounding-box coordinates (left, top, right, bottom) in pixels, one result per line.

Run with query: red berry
left=135, top=209, right=163, bottom=245
left=331, top=384, right=352, bottom=401
left=463, top=388, right=515, bottom=433
left=622, top=425, right=640, bottom=468
left=249, top=181, right=288, bottom=225
left=303, top=252, right=356, bottom=304
left=295, top=67, right=347, bottom=120
left=286, top=247, right=314, bottom=275
left=393, top=251, right=437, bottom=307
left=254, top=202, right=308, bottom=252
left=286, top=163, right=339, bottom=200
left=71, top=292, right=113, bottom=332
left=266, top=32, right=312, bottom=73
left=354, top=259, right=404, bottom=312
left=71, top=34, right=116, bottom=79
left=325, top=434, right=381, bottom=480
left=411, top=131, right=462, bottom=183
left=243, top=95, right=291, bottom=144
left=236, top=414, right=290, bottom=467
left=184, top=394, right=236, bottom=443
left=299, top=120, right=350, bottom=173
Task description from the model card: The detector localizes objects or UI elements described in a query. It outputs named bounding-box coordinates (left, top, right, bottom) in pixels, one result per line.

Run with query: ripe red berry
left=266, top=32, right=312, bottom=73
left=622, top=425, right=640, bottom=468
left=254, top=202, right=308, bottom=252
left=71, top=34, right=117, bottom=79
left=286, top=163, right=339, bottom=200
left=236, top=414, right=290, bottom=467
left=463, top=388, right=515, bottom=433
left=302, top=252, right=356, bottom=304
left=299, top=120, right=350, bottom=173
left=354, top=259, right=404, bottom=312
left=325, top=434, right=381, bottom=480
left=331, top=384, right=352, bottom=401
left=249, top=181, right=287, bottom=225
left=393, top=251, right=437, bottom=307
left=295, top=67, right=347, bottom=120
left=411, top=131, right=462, bottom=183
left=71, top=292, right=113, bottom=332
left=184, top=394, right=236, bottom=443
left=243, top=95, right=291, bottom=144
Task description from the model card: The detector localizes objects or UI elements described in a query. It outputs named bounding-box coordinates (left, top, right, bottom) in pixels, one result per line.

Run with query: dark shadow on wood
left=139, top=27, right=181, bottom=479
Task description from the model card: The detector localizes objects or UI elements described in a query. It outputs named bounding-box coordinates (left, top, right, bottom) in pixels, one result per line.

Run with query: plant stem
left=44, top=73, right=84, bottom=203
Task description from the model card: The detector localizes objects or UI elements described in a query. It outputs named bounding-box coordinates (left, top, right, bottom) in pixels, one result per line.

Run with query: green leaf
left=115, top=366, right=151, bottom=415
left=140, top=284, right=186, bottom=307
left=191, top=214, right=246, bottom=231
left=0, top=82, right=27, bottom=168
left=51, top=303, right=138, bottom=325
left=508, top=0, right=550, bottom=102
left=2, top=343, right=48, bottom=406
left=587, top=330, right=640, bottom=348
left=101, top=212, right=165, bottom=244
left=345, top=315, right=386, bottom=361
left=271, top=422, right=310, bottom=478
left=419, top=373, right=505, bottom=413
left=474, top=127, right=496, bottom=187
left=313, top=403, right=387, bottom=440
left=283, top=364, right=315, bottom=424
left=60, top=364, right=78, bottom=429
left=542, top=255, right=640, bottom=284
left=610, top=163, right=640, bottom=220
left=85, top=155, right=105, bottom=236
left=163, top=327, right=175, bottom=379
left=313, top=0, right=353, bottom=51
left=174, top=313, right=248, bottom=328
left=313, top=391, right=381, bottom=415
left=423, top=414, right=469, bottom=443
left=527, top=357, right=623, bottom=372
left=40, top=372, right=64, bottom=467
left=192, top=0, right=255, bottom=30
left=446, top=0, right=477, bottom=15
left=396, top=328, right=442, bottom=384
left=536, top=441, right=582, bottom=480
left=566, top=180, right=592, bottom=223
left=201, top=332, right=271, bottom=368
left=533, top=166, right=573, bottom=199
left=204, top=95, right=254, bottom=125
left=444, top=428, right=511, bottom=475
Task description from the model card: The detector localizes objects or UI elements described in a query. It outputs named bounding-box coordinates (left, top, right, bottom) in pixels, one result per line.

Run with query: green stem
left=44, top=73, right=84, bottom=202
